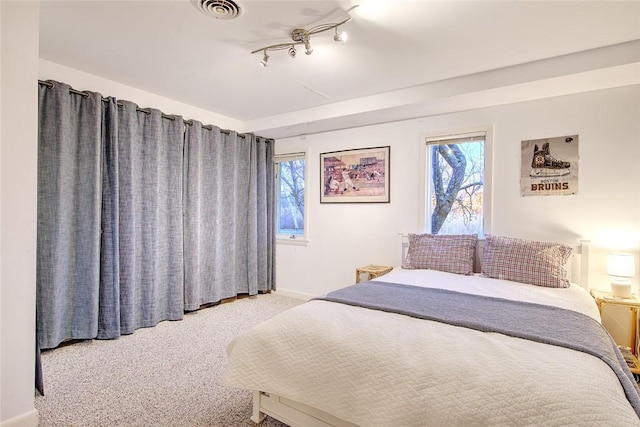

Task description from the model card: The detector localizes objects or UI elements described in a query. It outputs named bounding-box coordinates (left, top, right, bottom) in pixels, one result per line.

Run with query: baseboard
left=1, top=409, right=39, bottom=427
left=273, top=288, right=316, bottom=301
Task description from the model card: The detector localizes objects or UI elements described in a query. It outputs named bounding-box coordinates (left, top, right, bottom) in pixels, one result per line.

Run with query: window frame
left=418, top=125, right=493, bottom=236
left=274, top=152, right=308, bottom=245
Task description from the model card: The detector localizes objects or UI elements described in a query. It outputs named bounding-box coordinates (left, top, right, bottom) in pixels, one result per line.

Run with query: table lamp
left=608, top=253, right=636, bottom=298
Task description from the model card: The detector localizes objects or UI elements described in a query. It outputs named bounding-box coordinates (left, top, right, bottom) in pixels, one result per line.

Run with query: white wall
left=275, top=85, right=640, bottom=299
left=39, top=59, right=243, bottom=131
left=0, top=2, right=40, bottom=426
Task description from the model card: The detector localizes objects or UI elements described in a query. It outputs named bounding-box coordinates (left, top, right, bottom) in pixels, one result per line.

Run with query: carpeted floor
left=35, top=293, right=303, bottom=426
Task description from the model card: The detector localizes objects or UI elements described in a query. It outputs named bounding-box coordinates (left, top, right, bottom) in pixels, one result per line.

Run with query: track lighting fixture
left=251, top=16, right=352, bottom=66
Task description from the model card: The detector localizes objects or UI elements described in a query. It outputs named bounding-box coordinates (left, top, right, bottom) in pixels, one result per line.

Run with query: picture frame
left=520, top=135, right=579, bottom=197
left=320, top=146, right=390, bottom=203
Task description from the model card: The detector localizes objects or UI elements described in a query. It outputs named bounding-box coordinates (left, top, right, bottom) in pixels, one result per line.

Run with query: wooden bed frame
left=250, top=238, right=591, bottom=426
left=251, top=391, right=357, bottom=427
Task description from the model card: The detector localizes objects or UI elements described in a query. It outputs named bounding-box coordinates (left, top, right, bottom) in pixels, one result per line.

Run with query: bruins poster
left=520, top=135, right=578, bottom=196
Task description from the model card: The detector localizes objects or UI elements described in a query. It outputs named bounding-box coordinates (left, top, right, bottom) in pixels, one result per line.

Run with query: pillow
left=402, top=234, right=477, bottom=275
left=481, top=235, right=572, bottom=288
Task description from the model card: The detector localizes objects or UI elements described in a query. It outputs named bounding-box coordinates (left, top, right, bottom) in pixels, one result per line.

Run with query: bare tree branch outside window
left=278, top=159, right=305, bottom=235
left=430, top=141, right=483, bottom=235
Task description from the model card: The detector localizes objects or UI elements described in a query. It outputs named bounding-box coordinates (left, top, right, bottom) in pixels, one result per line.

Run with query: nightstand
left=591, top=289, right=640, bottom=374
left=355, top=265, right=393, bottom=283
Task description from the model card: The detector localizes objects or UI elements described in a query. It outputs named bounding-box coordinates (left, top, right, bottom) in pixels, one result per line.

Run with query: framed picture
left=520, top=135, right=579, bottom=197
left=320, top=146, right=390, bottom=203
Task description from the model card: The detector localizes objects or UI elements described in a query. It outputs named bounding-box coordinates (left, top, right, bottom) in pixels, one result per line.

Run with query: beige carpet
left=35, top=293, right=303, bottom=426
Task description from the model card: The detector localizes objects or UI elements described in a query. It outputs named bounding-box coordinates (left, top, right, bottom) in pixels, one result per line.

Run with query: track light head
left=304, top=40, right=313, bottom=55
left=288, top=46, right=297, bottom=58
left=334, top=28, right=347, bottom=42
left=260, top=51, right=269, bottom=67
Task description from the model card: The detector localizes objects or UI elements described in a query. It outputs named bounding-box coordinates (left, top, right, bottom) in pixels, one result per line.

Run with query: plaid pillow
left=403, top=234, right=477, bottom=275
left=481, top=235, right=572, bottom=288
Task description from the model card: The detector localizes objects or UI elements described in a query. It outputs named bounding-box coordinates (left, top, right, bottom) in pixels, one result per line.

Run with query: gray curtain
left=98, top=96, right=121, bottom=338
left=37, top=81, right=274, bottom=351
left=115, top=102, right=185, bottom=333
left=37, top=82, right=104, bottom=349
left=249, top=132, right=276, bottom=295
left=183, top=122, right=275, bottom=310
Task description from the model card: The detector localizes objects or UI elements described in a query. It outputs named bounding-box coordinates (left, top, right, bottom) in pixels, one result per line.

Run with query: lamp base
left=611, top=281, right=632, bottom=298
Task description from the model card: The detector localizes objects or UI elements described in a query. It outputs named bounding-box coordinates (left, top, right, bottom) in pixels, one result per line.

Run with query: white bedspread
left=223, top=269, right=640, bottom=426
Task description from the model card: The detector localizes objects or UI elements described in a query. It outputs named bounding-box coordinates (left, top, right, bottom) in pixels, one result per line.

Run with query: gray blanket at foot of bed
left=315, top=280, right=640, bottom=418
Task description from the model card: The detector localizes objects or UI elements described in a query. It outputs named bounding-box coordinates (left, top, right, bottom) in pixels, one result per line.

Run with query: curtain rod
left=38, top=80, right=249, bottom=139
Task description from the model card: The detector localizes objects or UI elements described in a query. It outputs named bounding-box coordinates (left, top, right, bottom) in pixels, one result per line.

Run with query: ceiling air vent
left=192, top=0, right=247, bottom=20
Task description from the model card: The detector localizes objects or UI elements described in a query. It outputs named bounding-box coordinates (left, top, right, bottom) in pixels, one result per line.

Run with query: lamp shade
left=607, top=253, right=636, bottom=278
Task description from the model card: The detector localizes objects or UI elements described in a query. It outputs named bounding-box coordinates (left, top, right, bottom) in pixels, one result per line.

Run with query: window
left=275, top=153, right=306, bottom=241
left=422, top=131, right=487, bottom=235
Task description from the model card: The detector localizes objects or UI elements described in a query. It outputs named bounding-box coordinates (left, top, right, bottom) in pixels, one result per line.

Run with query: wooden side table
left=356, top=265, right=393, bottom=283
left=591, top=289, right=640, bottom=374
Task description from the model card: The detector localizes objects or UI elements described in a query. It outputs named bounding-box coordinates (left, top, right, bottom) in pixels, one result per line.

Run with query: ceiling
left=39, top=1, right=640, bottom=139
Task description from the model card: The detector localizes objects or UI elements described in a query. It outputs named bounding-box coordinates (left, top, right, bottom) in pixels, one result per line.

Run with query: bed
left=223, top=234, right=640, bottom=426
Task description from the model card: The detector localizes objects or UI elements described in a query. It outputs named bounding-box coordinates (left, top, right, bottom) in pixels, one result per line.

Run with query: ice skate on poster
left=529, top=142, right=571, bottom=177
left=521, top=135, right=578, bottom=196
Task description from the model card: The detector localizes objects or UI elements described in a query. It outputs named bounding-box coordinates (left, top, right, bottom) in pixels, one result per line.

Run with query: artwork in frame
left=320, top=146, right=390, bottom=203
left=520, top=135, right=579, bottom=197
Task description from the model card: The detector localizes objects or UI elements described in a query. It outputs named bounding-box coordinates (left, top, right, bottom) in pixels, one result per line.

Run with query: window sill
left=276, top=237, right=308, bottom=247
